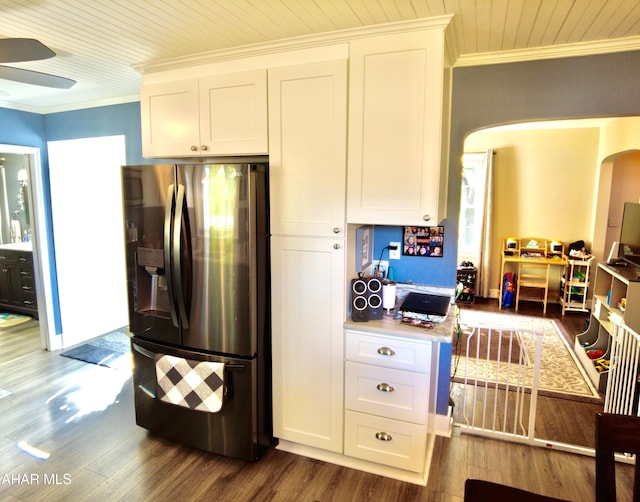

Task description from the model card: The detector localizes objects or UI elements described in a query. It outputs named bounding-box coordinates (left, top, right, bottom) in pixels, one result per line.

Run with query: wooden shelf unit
left=575, top=263, right=640, bottom=393
left=560, top=256, right=594, bottom=315
left=499, top=237, right=567, bottom=314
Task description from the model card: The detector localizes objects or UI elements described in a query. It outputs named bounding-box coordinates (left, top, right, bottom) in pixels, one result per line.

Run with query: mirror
left=0, top=153, right=31, bottom=244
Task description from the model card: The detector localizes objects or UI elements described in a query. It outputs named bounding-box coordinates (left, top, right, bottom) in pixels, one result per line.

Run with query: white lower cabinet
left=345, top=362, right=429, bottom=423
left=344, top=330, right=432, bottom=473
left=344, top=411, right=427, bottom=472
left=271, top=236, right=345, bottom=452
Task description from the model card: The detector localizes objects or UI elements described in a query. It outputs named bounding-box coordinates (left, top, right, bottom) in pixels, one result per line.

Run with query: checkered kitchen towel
left=155, top=354, right=225, bottom=413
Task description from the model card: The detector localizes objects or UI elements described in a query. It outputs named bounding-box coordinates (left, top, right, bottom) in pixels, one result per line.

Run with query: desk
left=499, top=255, right=568, bottom=314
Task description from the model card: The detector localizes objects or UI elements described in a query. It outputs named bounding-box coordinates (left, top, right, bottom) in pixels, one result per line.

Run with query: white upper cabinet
left=347, top=28, right=449, bottom=226
left=268, top=60, right=347, bottom=237
left=141, top=69, right=268, bottom=157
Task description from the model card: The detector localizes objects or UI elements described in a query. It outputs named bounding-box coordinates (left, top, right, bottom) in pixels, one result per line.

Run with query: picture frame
left=355, top=225, right=373, bottom=273
left=403, top=226, right=444, bottom=257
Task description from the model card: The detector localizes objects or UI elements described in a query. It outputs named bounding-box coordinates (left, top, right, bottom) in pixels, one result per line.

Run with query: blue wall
left=44, top=102, right=145, bottom=165
left=372, top=225, right=454, bottom=287
left=0, top=102, right=145, bottom=334
left=0, top=108, right=46, bottom=148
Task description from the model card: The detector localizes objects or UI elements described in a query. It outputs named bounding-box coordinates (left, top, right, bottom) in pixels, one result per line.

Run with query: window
left=457, top=152, right=488, bottom=265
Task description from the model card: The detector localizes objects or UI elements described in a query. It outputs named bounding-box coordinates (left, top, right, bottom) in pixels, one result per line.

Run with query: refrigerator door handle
left=173, top=183, right=189, bottom=329
left=164, top=183, right=179, bottom=328
left=132, top=342, right=247, bottom=371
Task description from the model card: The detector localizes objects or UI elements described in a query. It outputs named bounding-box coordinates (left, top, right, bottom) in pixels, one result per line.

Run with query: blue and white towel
left=155, top=354, right=224, bottom=413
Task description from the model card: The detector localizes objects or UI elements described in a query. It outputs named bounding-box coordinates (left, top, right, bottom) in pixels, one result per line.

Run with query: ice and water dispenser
left=135, top=246, right=170, bottom=317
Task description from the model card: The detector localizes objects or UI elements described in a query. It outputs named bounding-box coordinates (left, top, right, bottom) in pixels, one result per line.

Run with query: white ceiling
left=2, top=0, right=640, bottom=113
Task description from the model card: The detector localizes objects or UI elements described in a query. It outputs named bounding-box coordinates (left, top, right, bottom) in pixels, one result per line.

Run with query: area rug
left=452, top=309, right=602, bottom=403
left=60, top=329, right=131, bottom=370
left=0, top=313, right=31, bottom=328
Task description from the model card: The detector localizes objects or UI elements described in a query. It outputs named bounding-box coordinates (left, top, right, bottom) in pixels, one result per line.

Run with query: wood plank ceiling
left=1, top=0, right=640, bottom=112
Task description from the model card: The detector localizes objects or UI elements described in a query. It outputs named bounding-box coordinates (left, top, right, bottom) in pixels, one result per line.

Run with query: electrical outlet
left=371, top=260, right=389, bottom=277
left=389, top=242, right=401, bottom=260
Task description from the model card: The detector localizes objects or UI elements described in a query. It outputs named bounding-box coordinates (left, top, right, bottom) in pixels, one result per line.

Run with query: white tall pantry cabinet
left=268, top=60, right=348, bottom=452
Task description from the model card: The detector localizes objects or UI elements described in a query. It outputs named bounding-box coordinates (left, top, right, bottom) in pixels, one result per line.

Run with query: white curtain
left=477, top=149, right=494, bottom=298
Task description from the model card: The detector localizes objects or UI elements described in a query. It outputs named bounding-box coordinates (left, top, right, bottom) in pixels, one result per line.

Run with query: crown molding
left=0, top=94, right=140, bottom=115
left=453, top=35, right=640, bottom=67
left=133, top=15, right=453, bottom=74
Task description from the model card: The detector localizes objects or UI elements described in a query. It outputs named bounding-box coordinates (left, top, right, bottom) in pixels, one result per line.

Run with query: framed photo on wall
left=355, top=225, right=373, bottom=273
left=403, top=226, right=444, bottom=257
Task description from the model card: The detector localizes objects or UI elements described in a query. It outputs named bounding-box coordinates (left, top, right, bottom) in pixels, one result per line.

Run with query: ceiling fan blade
left=0, top=65, right=75, bottom=89
left=0, top=38, right=55, bottom=63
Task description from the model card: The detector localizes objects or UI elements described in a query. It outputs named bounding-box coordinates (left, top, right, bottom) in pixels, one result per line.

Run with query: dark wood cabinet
left=0, top=249, right=38, bottom=317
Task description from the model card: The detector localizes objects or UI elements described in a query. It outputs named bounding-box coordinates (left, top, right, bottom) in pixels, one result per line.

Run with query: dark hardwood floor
left=0, top=311, right=633, bottom=501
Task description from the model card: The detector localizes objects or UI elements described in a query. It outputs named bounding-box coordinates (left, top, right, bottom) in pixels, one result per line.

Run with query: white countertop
left=0, top=242, right=33, bottom=252
left=344, top=308, right=455, bottom=343
left=344, top=283, right=456, bottom=343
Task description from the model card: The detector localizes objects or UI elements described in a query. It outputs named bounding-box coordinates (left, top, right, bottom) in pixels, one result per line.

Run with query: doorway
left=0, top=144, right=55, bottom=349
left=47, top=135, right=128, bottom=348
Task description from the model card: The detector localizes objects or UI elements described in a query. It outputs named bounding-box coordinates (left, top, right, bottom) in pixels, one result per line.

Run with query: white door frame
left=0, top=144, right=56, bottom=350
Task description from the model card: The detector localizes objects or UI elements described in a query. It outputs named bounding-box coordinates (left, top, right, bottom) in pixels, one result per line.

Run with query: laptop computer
left=399, top=292, right=451, bottom=317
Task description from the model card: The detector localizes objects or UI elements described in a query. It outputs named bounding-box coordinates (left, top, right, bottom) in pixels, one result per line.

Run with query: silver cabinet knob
left=375, top=432, right=393, bottom=441
left=376, top=383, right=394, bottom=393
left=377, top=346, right=395, bottom=356
left=333, top=243, right=341, bottom=250
left=333, top=227, right=341, bottom=234
left=423, top=215, right=431, bottom=222
left=190, top=145, right=198, bottom=151
left=201, top=145, right=208, bottom=151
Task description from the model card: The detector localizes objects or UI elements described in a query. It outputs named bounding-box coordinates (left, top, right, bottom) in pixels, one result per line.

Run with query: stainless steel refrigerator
left=121, top=159, right=271, bottom=461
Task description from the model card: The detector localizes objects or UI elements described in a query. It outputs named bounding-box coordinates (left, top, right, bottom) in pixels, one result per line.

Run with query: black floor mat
left=60, top=329, right=130, bottom=369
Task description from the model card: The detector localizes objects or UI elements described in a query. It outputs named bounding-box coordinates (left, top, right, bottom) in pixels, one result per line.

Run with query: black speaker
left=367, top=277, right=383, bottom=320
left=351, top=278, right=369, bottom=322
left=351, top=277, right=383, bottom=322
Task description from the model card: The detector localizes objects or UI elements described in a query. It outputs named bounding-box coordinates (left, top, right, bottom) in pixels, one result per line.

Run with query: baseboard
left=434, top=407, right=453, bottom=438
left=276, top=439, right=431, bottom=485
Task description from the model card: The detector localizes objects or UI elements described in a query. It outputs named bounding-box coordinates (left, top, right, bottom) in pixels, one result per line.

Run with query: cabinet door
left=268, top=60, right=347, bottom=237
left=347, top=30, right=446, bottom=225
left=140, top=79, right=200, bottom=157
left=199, top=70, right=268, bottom=155
left=0, top=263, right=12, bottom=304
left=271, top=235, right=345, bottom=452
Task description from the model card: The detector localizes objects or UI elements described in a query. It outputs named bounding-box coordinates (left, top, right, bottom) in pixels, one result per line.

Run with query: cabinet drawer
left=344, top=410, right=426, bottom=472
left=345, top=362, right=428, bottom=424
left=0, top=252, right=17, bottom=264
left=345, top=331, right=431, bottom=372
left=19, top=267, right=33, bottom=280
left=21, top=287, right=37, bottom=303
left=16, top=252, right=32, bottom=264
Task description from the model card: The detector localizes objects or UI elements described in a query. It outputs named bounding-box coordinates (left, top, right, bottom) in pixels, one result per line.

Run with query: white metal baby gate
left=452, top=316, right=640, bottom=455
left=451, top=321, right=545, bottom=447
left=605, top=321, right=640, bottom=416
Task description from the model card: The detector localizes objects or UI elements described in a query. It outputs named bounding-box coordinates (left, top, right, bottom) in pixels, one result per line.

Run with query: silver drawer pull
left=375, top=432, right=392, bottom=442
left=377, top=346, right=395, bottom=356
left=377, top=383, right=394, bottom=392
